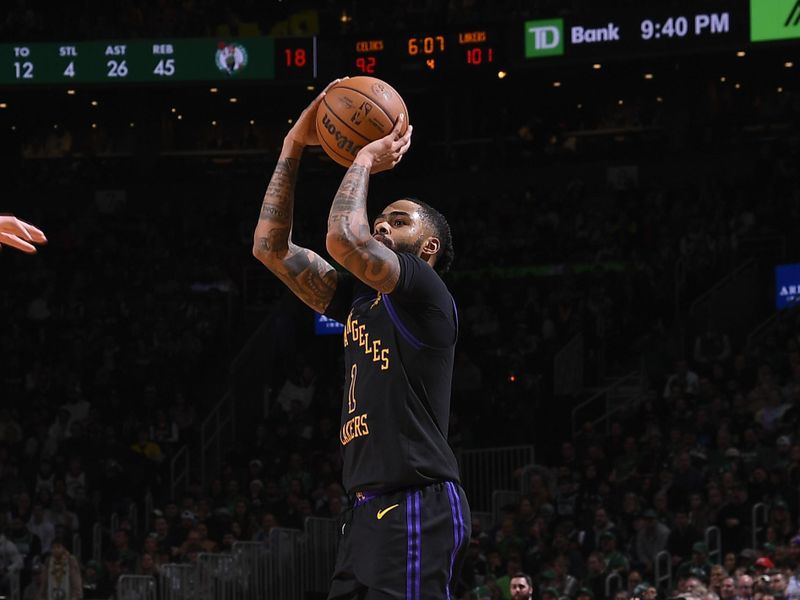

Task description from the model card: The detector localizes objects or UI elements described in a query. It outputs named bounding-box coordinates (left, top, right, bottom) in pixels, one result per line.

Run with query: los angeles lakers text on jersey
left=340, top=301, right=390, bottom=447
left=343, top=305, right=390, bottom=370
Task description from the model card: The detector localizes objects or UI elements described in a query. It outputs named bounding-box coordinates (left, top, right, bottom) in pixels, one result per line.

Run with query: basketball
left=315, top=76, right=410, bottom=167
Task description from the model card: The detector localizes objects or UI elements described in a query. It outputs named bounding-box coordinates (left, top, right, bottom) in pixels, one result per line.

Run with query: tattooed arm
left=325, top=115, right=413, bottom=293
left=252, top=83, right=343, bottom=313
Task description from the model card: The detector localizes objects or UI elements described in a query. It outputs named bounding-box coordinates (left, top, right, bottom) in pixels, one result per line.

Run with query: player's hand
left=285, top=78, right=348, bottom=147
left=353, top=114, right=412, bottom=175
left=0, top=215, right=47, bottom=254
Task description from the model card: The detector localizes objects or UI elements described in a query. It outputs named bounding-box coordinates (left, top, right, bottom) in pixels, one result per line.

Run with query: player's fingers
left=0, top=233, right=37, bottom=253
left=392, top=113, right=405, bottom=138
left=20, top=221, right=46, bottom=243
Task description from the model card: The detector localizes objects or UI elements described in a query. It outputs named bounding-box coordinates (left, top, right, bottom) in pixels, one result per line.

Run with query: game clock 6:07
left=403, top=31, right=497, bottom=72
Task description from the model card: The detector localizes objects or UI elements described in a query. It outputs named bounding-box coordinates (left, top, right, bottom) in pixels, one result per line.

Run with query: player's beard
left=375, top=234, right=424, bottom=255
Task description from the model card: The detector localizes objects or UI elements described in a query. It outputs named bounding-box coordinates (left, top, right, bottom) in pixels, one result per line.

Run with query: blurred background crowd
left=1, top=1, right=800, bottom=600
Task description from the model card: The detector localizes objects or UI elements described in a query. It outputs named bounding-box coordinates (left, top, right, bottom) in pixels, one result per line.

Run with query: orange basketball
left=315, top=76, right=409, bottom=168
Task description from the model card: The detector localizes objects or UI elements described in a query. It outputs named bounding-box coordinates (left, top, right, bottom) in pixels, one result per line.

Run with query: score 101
left=405, top=32, right=495, bottom=70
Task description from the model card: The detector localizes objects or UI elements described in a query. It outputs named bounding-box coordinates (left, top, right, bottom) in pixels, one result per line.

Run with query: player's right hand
left=0, top=215, right=47, bottom=254
left=286, top=77, right=348, bottom=147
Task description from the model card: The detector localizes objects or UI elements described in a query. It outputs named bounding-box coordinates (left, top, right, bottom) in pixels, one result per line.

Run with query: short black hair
left=512, top=572, right=534, bottom=588
left=404, top=198, right=454, bottom=274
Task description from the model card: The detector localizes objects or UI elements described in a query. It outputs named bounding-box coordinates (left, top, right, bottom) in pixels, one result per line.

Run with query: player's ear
left=422, top=236, right=440, bottom=258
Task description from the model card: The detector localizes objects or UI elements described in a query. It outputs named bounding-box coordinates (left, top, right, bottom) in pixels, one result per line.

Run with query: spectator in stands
left=720, top=576, right=736, bottom=600
left=28, top=504, right=54, bottom=555
left=510, top=572, right=534, bottom=600
left=664, top=359, right=700, bottom=398
left=37, top=538, right=81, bottom=600
left=676, top=542, right=713, bottom=581
left=736, top=574, right=754, bottom=600
left=634, top=509, right=670, bottom=574
left=580, top=507, right=617, bottom=556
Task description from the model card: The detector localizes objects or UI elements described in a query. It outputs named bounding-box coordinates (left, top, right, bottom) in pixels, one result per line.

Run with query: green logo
left=524, top=19, right=565, bottom=58
left=751, top=0, right=800, bottom=42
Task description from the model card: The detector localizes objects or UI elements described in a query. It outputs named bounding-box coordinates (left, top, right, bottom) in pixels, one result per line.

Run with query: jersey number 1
left=348, top=364, right=357, bottom=414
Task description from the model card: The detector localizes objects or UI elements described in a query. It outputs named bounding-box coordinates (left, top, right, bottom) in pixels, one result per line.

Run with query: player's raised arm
left=252, top=80, right=343, bottom=314
left=325, top=115, right=413, bottom=294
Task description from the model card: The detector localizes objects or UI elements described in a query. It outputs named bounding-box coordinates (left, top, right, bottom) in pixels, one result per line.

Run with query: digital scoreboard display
left=0, top=37, right=305, bottom=84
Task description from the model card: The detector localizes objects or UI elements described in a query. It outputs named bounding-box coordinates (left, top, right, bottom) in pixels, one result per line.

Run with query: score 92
left=355, top=56, right=377, bottom=74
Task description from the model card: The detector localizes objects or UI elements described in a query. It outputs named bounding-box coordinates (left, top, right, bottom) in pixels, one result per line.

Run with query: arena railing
left=169, top=444, right=190, bottom=502
left=196, top=553, right=238, bottom=600
left=6, top=569, right=20, bottom=600
left=117, top=575, right=157, bottom=600
left=751, top=503, right=767, bottom=551
left=92, top=521, right=102, bottom=562
left=158, top=564, right=195, bottom=600
left=200, top=392, right=235, bottom=491
left=457, top=445, right=535, bottom=513
left=570, top=371, right=643, bottom=438
left=705, top=526, right=721, bottom=565
left=655, top=550, right=672, bottom=594
left=553, top=333, right=584, bottom=397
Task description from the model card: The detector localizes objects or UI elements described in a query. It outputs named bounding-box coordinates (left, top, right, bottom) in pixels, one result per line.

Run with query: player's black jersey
left=324, top=252, right=461, bottom=493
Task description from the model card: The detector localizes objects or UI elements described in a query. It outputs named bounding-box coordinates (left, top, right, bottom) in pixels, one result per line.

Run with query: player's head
left=510, top=573, right=534, bottom=600
left=373, top=198, right=454, bottom=273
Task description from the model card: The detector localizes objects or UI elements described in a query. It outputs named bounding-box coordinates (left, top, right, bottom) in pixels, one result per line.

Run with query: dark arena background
left=0, top=1, right=799, bottom=599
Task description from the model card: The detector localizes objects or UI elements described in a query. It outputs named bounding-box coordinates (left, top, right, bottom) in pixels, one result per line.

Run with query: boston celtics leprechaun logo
left=215, top=42, right=248, bottom=75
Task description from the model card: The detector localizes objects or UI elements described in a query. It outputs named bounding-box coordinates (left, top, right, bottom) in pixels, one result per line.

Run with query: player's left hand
left=353, top=114, right=412, bottom=175
left=0, top=215, right=47, bottom=254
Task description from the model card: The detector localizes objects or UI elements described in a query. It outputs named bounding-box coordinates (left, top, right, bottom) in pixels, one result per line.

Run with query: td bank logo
left=751, top=0, right=800, bottom=42
left=524, top=19, right=564, bottom=58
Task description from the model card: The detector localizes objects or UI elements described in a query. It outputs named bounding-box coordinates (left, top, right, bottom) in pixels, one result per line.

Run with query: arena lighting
left=340, top=10, right=352, bottom=23
left=91, top=123, right=97, bottom=128
left=618, top=99, right=624, bottom=105
left=720, top=76, right=727, bottom=82
left=786, top=61, right=795, bottom=68
left=53, top=124, right=58, bottom=129
left=497, top=70, right=507, bottom=79
left=10, top=125, right=15, bottom=130
left=288, top=118, right=293, bottom=124
left=577, top=103, right=583, bottom=109
left=129, top=122, right=135, bottom=127
left=736, top=50, right=746, bottom=57
left=735, top=83, right=741, bottom=89
left=66, top=89, right=75, bottom=95
left=778, top=87, right=784, bottom=93
left=644, top=73, right=654, bottom=80
left=552, top=81, right=561, bottom=87
left=211, top=120, right=217, bottom=126
left=90, top=100, right=98, bottom=106
left=229, top=97, right=238, bottom=103
left=209, top=87, right=218, bottom=93
left=0, top=102, right=6, bottom=108
left=592, top=63, right=602, bottom=70
left=656, top=96, right=663, bottom=103
left=170, top=107, right=177, bottom=113
left=306, top=85, right=315, bottom=91
left=249, top=119, right=255, bottom=125
left=177, top=115, right=183, bottom=120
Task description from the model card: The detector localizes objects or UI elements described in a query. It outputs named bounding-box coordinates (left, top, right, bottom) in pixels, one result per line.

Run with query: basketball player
left=0, top=215, right=46, bottom=253
left=253, top=81, right=471, bottom=598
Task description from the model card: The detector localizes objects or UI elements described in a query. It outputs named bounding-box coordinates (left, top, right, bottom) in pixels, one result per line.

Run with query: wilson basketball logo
left=319, top=112, right=364, bottom=157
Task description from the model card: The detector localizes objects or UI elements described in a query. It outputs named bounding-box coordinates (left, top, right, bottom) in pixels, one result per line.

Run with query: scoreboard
left=0, top=37, right=318, bottom=84
left=0, top=0, right=797, bottom=87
